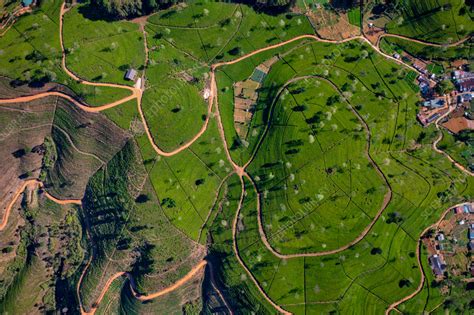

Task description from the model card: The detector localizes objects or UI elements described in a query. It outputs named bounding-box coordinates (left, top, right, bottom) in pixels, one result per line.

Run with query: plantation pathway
left=385, top=202, right=469, bottom=314
left=80, top=260, right=207, bottom=315
left=0, top=4, right=472, bottom=313
left=0, top=179, right=81, bottom=231
left=0, top=6, right=465, bottom=156
left=236, top=75, right=392, bottom=259
left=376, top=33, right=471, bottom=49
left=432, top=105, right=474, bottom=176
left=0, top=177, right=207, bottom=315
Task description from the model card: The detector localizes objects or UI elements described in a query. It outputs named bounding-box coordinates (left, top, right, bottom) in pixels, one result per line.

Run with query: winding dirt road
left=0, top=179, right=81, bottom=231
left=0, top=2, right=472, bottom=313
left=80, top=260, right=207, bottom=315
left=432, top=105, right=474, bottom=177
left=385, top=202, right=468, bottom=314
left=376, top=33, right=471, bottom=49
left=0, top=178, right=208, bottom=314
left=239, top=75, right=393, bottom=259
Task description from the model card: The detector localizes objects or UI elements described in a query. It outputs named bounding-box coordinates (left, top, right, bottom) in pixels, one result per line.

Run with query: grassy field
left=141, top=0, right=314, bottom=151
left=0, top=0, right=135, bottom=106
left=438, top=130, right=473, bottom=171
left=381, top=37, right=473, bottom=62
left=348, top=7, right=361, bottom=27
left=1, top=0, right=473, bottom=314
left=211, top=35, right=472, bottom=313
left=63, top=3, right=145, bottom=85
left=385, top=0, right=473, bottom=44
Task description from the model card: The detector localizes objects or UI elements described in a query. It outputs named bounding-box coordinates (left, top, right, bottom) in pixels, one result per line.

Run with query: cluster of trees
left=89, top=0, right=177, bottom=19
left=89, top=0, right=297, bottom=19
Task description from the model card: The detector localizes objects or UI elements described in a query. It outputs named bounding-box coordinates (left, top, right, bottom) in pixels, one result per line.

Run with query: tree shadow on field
left=77, top=4, right=117, bottom=22
left=231, top=0, right=294, bottom=15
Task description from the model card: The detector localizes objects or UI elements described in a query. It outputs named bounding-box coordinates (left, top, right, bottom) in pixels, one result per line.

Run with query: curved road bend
left=376, top=33, right=471, bottom=49
left=235, top=75, right=392, bottom=259
left=0, top=4, right=472, bottom=313
left=432, top=105, right=474, bottom=176
left=385, top=202, right=469, bottom=314
left=0, top=179, right=81, bottom=231
left=80, top=260, right=207, bottom=315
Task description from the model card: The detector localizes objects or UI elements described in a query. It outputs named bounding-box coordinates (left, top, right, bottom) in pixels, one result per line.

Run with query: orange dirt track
left=0, top=1, right=472, bottom=314
left=80, top=260, right=207, bottom=315
left=0, top=179, right=81, bottom=231
left=385, top=202, right=468, bottom=314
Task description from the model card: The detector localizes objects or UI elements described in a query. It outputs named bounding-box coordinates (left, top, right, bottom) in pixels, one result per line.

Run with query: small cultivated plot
left=215, top=38, right=309, bottom=165
left=347, top=7, right=361, bottom=27
left=385, top=0, right=473, bottom=44
left=63, top=4, right=145, bottom=85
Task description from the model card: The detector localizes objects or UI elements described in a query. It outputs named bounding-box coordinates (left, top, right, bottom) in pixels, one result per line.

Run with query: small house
left=429, top=255, right=445, bottom=276
left=426, top=113, right=440, bottom=124
left=436, top=233, right=445, bottom=241
left=125, top=69, right=137, bottom=81
left=22, top=0, right=33, bottom=7
left=423, top=98, right=445, bottom=109
left=457, top=78, right=474, bottom=92
left=469, top=228, right=474, bottom=240
left=468, top=240, right=474, bottom=251
left=463, top=204, right=472, bottom=213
